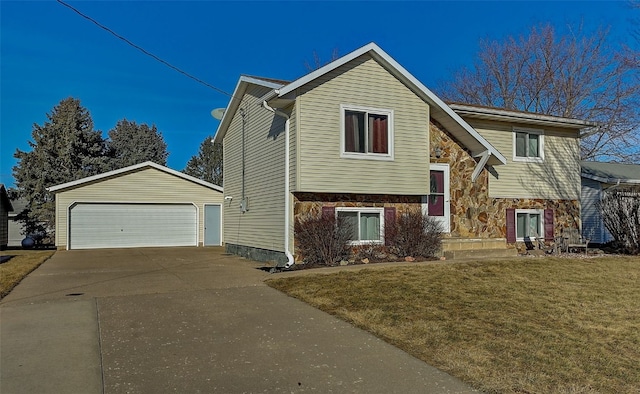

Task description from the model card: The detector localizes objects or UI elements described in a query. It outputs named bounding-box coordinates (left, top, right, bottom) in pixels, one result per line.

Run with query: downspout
left=262, top=100, right=295, bottom=269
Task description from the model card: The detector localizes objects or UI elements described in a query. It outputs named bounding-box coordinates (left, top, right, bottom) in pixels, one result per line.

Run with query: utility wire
left=56, top=0, right=233, bottom=98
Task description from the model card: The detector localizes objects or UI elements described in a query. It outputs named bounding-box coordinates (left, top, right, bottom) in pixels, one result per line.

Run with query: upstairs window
left=341, top=105, right=393, bottom=160
left=513, top=128, right=544, bottom=162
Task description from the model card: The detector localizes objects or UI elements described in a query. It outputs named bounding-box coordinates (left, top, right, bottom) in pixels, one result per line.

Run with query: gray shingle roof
left=581, top=161, right=640, bottom=184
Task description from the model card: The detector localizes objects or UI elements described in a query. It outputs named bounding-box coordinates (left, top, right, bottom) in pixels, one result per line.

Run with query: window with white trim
left=336, top=207, right=384, bottom=244
left=341, top=105, right=393, bottom=160
left=516, top=209, right=543, bottom=240
left=513, top=128, right=544, bottom=162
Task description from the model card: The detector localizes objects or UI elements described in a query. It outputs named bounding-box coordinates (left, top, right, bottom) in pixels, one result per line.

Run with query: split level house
left=213, top=43, right=594, bottom=266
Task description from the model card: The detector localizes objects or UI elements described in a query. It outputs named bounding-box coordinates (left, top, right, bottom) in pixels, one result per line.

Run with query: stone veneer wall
left=430, top=120, right=580, bottom=244
left=294, top=193, right=422, bottom=218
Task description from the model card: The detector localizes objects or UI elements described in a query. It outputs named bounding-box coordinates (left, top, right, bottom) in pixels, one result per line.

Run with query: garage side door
left=69, top=203, right=197, bottom=249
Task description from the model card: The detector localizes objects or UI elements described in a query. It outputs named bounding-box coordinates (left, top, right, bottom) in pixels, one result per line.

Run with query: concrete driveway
left=1, top=247, right=477, bottom=393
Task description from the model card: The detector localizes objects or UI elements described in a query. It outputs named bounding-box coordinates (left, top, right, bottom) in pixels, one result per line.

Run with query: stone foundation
left=294, top=192, right=422, bottom=218
left=225, top=243, right=287, bottom=265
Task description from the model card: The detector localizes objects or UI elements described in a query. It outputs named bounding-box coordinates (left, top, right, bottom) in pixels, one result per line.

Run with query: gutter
left=261, top=100, right=295, bottom=269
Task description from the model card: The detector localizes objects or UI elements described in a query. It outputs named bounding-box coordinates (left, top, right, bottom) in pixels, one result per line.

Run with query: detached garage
left=48, top=161, right=224, bottom=250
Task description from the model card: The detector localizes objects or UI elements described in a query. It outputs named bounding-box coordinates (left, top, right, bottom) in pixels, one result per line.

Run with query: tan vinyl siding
left=222, top=86, right=286, bottom=252
left=54, top=167, right=223, bottom=248
left=472, top=120, right=581, bottom=200
left=296, top=55, right=430, bottom=195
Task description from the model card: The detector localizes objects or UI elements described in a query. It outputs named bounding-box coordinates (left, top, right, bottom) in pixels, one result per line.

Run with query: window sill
left=348, top=241, right=384, bottom=246
left=341, top=152, right=394, bottom=161
left=513, top=156, right=544, bottom=163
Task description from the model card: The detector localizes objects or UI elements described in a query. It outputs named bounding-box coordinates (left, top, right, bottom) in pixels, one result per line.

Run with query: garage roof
left=47, top=161, right=223, bottom=193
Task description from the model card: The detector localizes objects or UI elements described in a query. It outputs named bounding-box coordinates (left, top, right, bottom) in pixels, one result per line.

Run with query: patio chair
left=561, top=227, right=590, bottom=254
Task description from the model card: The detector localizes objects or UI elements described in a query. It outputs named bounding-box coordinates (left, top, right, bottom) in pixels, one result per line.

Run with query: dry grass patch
left=1, top=250, right=55, bottom=298
left=267, top=257, right=640, bottom=393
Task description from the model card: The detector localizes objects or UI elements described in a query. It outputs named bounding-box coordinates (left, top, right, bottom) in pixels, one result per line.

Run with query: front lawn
left=267, top=257, right=640, bottom=393
left=0, top=250, right=55, bottom=299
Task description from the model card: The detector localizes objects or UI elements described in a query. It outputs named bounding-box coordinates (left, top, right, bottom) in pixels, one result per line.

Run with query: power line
left=56, top=0, right=233, bottom=98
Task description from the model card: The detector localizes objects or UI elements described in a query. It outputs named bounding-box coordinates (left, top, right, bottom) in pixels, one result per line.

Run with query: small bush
left=294, top=213, right=353, bottom=266
left=386, top=210, right=443, bottom=258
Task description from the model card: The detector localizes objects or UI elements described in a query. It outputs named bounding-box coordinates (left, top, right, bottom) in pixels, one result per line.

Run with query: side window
left=513, top=128, right=544, bottom=162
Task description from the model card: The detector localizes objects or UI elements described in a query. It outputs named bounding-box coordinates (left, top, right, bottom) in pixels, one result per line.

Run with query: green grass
left=267, top=257, right=640, bottom=393
left=1, top=250, right=55, bottom=299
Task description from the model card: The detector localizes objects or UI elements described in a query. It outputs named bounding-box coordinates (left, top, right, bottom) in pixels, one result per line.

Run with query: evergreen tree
left=106, top=119, right=168, bottom=169
left=13, top=97, right=107, bottom=240
left=183, top=136, right=222, bottom=186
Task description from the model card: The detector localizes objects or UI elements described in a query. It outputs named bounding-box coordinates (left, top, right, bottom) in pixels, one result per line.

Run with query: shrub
left=600, top=186, right=640, bottom=254
left=386, top=210, right=443, bottom=258
left=294, top=213, right=354, bottom=266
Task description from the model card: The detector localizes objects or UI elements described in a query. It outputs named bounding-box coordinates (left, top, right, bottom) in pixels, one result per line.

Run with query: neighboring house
left=1, top=184, right=14, bottom=250
left=47, top=161, right=224, bottom=250
left=213, top=42, right=593, bottom=265
left=7, top=197, right=27, bottom=247
left=581, top=161, right=640, bottom=244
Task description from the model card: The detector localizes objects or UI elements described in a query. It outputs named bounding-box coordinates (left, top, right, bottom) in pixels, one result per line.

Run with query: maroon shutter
left=384, top=207, right=396, bottom=246
left=322, top=206, right=335, bottom=220
left=506, top=209, right=516, bottom=243
left=544, top=209, right=554, bottom=241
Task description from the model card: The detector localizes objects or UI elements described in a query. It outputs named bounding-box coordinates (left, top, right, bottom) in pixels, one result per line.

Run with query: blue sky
left=1, top=1, right=634, bottom=187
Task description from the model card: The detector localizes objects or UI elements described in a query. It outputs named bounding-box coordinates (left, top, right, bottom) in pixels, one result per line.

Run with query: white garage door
left=69, top=203, right=197, bottom=249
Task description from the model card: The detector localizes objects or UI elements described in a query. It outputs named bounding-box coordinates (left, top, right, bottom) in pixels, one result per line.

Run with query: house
left=47, top=161, right=224, bottom=250
left=581, top=161, right=640, bottom=244
left=1, top=184, right=14, bottom=250
left=213, top=43, right=593, bottom=266
left=7, top=197, right=27, bottom=247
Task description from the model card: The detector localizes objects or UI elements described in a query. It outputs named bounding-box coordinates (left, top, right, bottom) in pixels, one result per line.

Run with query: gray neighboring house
left=581, top=161, right=640, bottom=244
left=1, top=184, right=14, bottom=250
left=8, top=197, right=27, bottom=247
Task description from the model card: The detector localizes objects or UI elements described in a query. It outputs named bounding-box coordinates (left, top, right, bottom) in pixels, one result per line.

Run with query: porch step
left=444, top=248, right=518, bottom=260
left=441, top=238, right=518, bottom=260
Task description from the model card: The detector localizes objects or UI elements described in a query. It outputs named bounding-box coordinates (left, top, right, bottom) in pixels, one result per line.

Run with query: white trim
left=66, top=201, right=199, bottom=250
left=213, top=76, right=286, bottom=144
left=48, top=161, right=223, bottom=193
left=512, top=127, right=544, bottom=163
left=336, top=207, right=385, bottom=245
left=515, top=209, right=544, bottom=242
left=427, top=163, right=450, bottom=233
left=340, top=104, right=394, bottom=161
left=203, top=203, right=223, bottom=246
left=449, top=103, right=596, bottom=129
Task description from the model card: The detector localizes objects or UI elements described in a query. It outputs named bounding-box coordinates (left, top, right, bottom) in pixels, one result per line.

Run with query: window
left=516, top=209, right=543, bottom=240
left=341, top=105, right=393, bottom=160
left=513, top=128, right=544, bottom=162
left=336, top=208, right=384, bottom=244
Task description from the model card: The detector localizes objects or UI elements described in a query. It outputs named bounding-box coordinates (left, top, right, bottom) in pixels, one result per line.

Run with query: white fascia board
left=47, top=161, right=223, bottom=193
left=276, top=42, right=507, bottom=165
left=581, top=173, right=640, bottom=184
left=213, top=76, right=285, bottom=144
left=450, top=104, right=596, bottom=129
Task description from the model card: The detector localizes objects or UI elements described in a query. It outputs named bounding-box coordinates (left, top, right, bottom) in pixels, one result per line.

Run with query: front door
left=425, top=164, right=450, bottom=233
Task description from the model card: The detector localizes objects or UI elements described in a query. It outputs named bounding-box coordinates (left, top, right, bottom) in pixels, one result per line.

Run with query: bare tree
left=600, top=186, right=640, bottom=254
left=440, top=24, right=640, bottom=163
left=304, top=48, right=340, bottom=72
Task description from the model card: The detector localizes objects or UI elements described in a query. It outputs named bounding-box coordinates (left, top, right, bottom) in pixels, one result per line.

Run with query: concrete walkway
left=1, top=247, right=478, bottom=393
